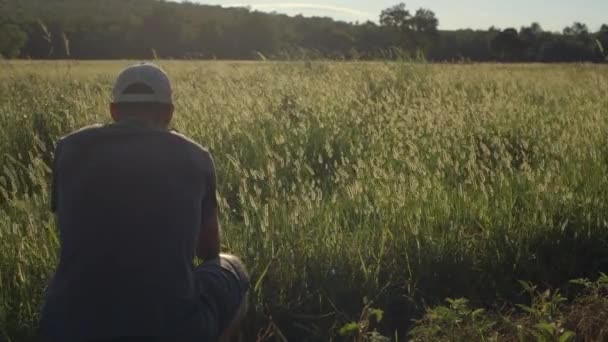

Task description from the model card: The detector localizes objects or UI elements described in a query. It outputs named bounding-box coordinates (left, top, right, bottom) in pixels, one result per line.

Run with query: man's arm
left=197, top=153, right=220, bottom=260
left=50, top=140, right=63, bottom=214
left=197, top=212, right=221, bottom=260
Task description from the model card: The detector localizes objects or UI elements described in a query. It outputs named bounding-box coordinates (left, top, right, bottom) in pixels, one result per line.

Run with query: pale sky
left=177, top=0, right=608, bottom=32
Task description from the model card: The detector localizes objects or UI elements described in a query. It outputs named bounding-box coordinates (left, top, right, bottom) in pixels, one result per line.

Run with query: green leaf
left=516, top=304, right=536, bottom=315
left=471, top=308, right=485, bottom=318
left=559, top=331, right=575, bottom=342
left=369, top=308, right=384, bottom=323
left=534, top=322, right=555, bottom=335
left=339, top=322, right=360, bottom=336
left=569, top=278, right=588, bottom=286
left=253, top=260, right=272, bottom=295
left=518, top=280, right=536, bottom=293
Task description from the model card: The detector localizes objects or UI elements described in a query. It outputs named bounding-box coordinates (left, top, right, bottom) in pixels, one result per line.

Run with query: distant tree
left=380, top=3, right=411, bottom=28
left=379, top=3, right=412, bottom=53
left=596, top=24, right=608, bottom=60
left=520, top=23, right=543, bottom=40
left=539, top=39, right=595, bottom=62
left=21, top=20, right=54, bottom=58
left=354, top=21, right=392, bottom=58
left=135, top=4, right=185, bottom=58
left=0, top=0, right=605, bottom=62
left=519, top=23, right=545, bottom=60
left=491, top=28, right=525, bottom=61
left=411, top=9, right=438, bottom=33
left=379, top=4, right=438, bottom=57
left=0, top=21, right=27, bottom=57
left=563, top=22, right=589, bottom=37
left=239, top=12, right=281, bottom=58
left=410, top=8, right=439, bottom=54
left=198, top=20, right=225, bottom=58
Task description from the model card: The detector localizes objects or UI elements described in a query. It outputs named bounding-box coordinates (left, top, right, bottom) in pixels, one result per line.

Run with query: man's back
left=42, top=120, right=216, bottom=340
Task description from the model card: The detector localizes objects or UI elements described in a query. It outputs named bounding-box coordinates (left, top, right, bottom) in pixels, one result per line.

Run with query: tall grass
left=1, top=61, right=608, bottom=341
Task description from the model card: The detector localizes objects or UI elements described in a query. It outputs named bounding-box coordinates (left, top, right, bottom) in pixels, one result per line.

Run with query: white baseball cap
left=112, top=62, right=173, bottom=104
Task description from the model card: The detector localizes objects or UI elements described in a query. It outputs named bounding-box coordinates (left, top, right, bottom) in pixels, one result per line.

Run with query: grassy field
left=1, top=60, right=608, bottom=341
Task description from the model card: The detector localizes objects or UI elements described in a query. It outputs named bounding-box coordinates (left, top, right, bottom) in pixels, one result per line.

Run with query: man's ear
left=110, top=103, right=121, bottom=122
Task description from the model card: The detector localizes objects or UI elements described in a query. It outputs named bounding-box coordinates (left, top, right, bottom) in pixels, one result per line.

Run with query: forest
left=1, top=0, right=607, bottom=62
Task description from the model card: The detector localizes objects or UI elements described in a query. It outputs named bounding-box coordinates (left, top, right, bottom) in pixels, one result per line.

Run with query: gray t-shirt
left=41, top=120, right=217, bottom=341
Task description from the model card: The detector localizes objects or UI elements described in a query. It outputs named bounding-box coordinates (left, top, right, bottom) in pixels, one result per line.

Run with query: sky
left=180, top=0, right=608, bottom=32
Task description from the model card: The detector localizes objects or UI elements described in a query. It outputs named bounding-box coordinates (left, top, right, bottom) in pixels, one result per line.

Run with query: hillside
left=1, top=1, right=607, bottom=60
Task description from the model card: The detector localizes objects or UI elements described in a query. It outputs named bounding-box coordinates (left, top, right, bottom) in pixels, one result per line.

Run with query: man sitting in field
left=40, top=62, right=249, bottom=342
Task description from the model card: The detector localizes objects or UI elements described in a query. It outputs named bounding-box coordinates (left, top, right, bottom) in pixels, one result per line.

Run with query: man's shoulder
left=56, top=125, right=214, bottom=165
left=58, top=124, right=106, bottom=145
left=168, top=130, right=212, bottom=161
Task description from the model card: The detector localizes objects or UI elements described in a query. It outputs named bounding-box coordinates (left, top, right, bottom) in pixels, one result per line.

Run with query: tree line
left=1, top=0, right=607, bottom=62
